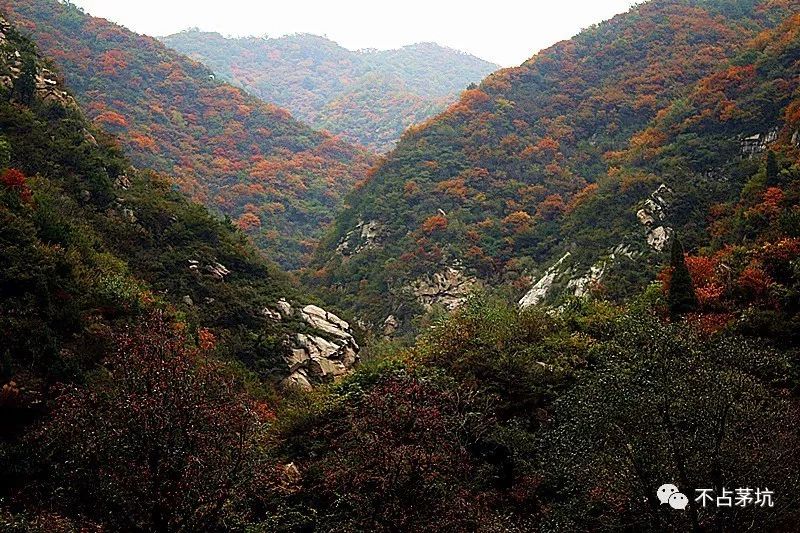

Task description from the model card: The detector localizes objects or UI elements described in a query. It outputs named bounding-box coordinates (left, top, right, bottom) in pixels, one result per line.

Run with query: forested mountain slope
left=161, top=31, right=499, bottom=152
left=308, top=0, right=800, bottom=331
left=0, top=7, right=359, bottom=487
left=2, top=5, right=800, bottom=532
left=0, top=0, right=374, bottom=268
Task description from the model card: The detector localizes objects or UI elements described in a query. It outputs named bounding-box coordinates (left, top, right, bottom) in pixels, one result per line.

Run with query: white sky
left=69, top=0, right=641, bottom=67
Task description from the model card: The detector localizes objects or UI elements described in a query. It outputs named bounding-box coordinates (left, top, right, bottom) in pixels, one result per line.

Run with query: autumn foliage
left=3, top=0, right=374, bottom=268
left=0, top=168, right=32, bottom=203
left=34, top=313, right=264, bottom=531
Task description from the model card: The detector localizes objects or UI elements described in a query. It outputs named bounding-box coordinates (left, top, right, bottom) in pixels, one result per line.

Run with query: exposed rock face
left=187, top=259, right=232, bottom=281
left=115, top=174, right=131, bottom=190
left=383, top=315, right=399, bottom=337
left=276, top=298, right=293, bottom=318
left=205, top=262, right=231, bottom=280
left=741, top=128, right=778, bottom=157
left=336, top=219, right=382, bottom=256
left=410, top=267, right=479, bottom=311
left=265, top=301, right=360, bottom=389
left=646, top=226, right=672, bottom=252
left=567, top=262, right=607, bottom=298
left=519, top=252, right=571, bottom=308
left=637, top=184, right=673, bottom=252
left=260, top=307, right=282, bottom=321
left=0, top=17, right=76, bottom=108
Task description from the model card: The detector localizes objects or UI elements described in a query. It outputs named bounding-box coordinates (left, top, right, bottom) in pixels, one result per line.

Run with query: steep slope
left=160, top=31, right=499, bottom=152
left=0, top=12, right=360, bottom=425
left=308, top=0, right=800, bottom=331
left=534, top=10, right=800, bottom=310
left=0, top=0, right=374, bottom=269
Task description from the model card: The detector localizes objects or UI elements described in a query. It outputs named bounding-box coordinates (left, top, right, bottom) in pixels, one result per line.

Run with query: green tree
left=766, top=150, right=779, bottom=186
left=668, top=235, right=697, bottom=317
left=0, top=137, right=10, bottom=170
left=538, top=316, right=800, bottom=531
left=12, top=57, right=37, bottom=106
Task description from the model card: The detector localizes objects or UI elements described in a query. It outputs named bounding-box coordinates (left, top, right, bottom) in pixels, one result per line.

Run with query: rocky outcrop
left=646, top=225, right=672, bottom=252
left=382, top=315, right=399, bottom=337
left=186, top=259, right=231, bottom=281
left=0, top=17, right=76, bottom=108
left=336, top=219, right=382, bottom=256
left=567, top=262, right=607, bottom=298
left=409, top=267, right=479, bottom=311
left=519, top=252, right=571, bottom=308
left=520, top=240, right=644, bottom=308
left=741, top=128, right=778, bottom=157
left=637, top=184, right=673, bottom=252
left=264, top=300, right=360, bottom=390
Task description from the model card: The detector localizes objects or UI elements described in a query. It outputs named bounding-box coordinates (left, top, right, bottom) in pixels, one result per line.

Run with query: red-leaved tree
left=32, top=312, right=264, bottom=532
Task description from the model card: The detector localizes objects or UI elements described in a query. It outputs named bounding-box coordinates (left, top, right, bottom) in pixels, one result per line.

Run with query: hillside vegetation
left=2, top=1, right=800, bottom=531
left=308, top=0, right=800, bottom=330
left=1, top=0, right=374, bottom=268
left=161, top=31, right=499, bottom=152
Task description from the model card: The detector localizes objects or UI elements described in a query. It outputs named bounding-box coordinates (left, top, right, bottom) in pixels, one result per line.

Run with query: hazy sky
left=69, top=0, right=641, bottom=67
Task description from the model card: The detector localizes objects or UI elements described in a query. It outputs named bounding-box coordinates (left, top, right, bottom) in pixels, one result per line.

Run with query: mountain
left=0, top=10, right=371, bottom=520
left=2, top=4, right=800, bottom=531
left=160, top=31, right=499, bottom=152
left=307, top=0, right=800, bottom=332
left=0, top=0, right=375, bottom=269
left=0, top=5, right=365, bottom=397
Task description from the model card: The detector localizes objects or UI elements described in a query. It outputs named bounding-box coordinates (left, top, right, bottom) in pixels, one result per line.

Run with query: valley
left=1, top=0, right=800, bottom=531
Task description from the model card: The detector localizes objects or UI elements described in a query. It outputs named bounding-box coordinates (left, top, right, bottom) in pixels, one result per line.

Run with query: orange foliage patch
left=435, top=178, right=468, bottom=201
left=420, top=214, right=448, bottom=234
left=95, top=111, right=128, bottom=128
left=537, top=194, right=566, bottom=221
left=236, top=212, right=262, bottom=231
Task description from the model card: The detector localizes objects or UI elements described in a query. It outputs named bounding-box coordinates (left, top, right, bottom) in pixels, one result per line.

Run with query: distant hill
left=1, top=0, right=374, bottom=268
left=306, top=0, right=800, bottom=331
left=161, top=31, right=499, bottom=152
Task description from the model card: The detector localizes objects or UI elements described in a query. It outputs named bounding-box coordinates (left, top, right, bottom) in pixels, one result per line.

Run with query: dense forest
left=308, top=0, right=800, bottom=331
left=161, top=31, right=499, bottom=152
left=0, top=0, right=374, bottom=268
left=1, top=0, right=800, bottom=531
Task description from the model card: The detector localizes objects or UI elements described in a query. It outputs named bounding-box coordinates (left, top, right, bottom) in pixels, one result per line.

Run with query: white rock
left=383, top=315, right=399, bottom=336
left=336, top=219, right=383, bottom=256
left=205, top=262, right=230, bottom=281
left=519, top=252, right=571, bottom=308
left=637, top=208, right=655, bottom=226
left=410, top=267, right=479, bottom=311
left=285, top=369, right=313, bottom=391
left=301, top=305, right=351, bottom=339
left=276, top=298, right=293, bottom=318
left=567, top=262, right=607, bottom=298
left=261, top=307, right=282, bottom=321
left=647, top=226, right=672, bottom=252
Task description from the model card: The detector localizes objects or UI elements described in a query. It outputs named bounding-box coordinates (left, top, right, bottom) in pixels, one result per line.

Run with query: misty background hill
left=161, top=31, right=499, bottom=151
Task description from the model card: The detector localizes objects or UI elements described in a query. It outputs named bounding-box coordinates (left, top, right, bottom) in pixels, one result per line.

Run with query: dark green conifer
left=12, top=57, right=37, bottom=105
left=668, top=234, right=697, bottom=317
left=766, top=150, right=779, bottom=186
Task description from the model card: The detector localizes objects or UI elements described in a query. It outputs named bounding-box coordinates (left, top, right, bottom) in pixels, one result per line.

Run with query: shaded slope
left=0, top=11, right=356, bottom=404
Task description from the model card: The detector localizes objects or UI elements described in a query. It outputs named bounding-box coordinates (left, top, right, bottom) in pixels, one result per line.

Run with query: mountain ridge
left=161, top=29, right=499, bottom=152
left=306, top=0, right=800, bottom=331
left=1, top=0, right=375, bottom=269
